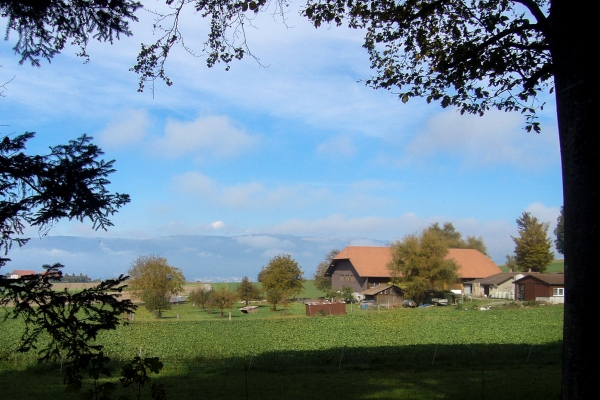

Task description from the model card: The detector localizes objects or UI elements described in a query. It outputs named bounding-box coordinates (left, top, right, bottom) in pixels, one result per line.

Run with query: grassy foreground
left=0, top=303, right=563, bottom=399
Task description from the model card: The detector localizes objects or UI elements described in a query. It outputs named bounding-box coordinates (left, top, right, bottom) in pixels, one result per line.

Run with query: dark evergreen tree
left=512, top=212, right=554, bottom=273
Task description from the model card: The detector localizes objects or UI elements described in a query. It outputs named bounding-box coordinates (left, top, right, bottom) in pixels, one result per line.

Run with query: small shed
left=513, top=273, right=565, bottom=303
left=305, top=302, right=346, bottom=316
left=360, top=284, right=404, bottom=307
left=239, top=306, right=258, bottom=314
left=169, top=295, right=187, bottom=304
left=469, top=272, right=527, bottom=299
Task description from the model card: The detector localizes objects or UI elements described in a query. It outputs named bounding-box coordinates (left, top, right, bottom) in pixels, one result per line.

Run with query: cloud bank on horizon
left=1, top=2, right=562, bottom=266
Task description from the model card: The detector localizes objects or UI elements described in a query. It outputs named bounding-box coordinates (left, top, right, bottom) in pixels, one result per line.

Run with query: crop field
left=0, top=302, right=562, bottom=399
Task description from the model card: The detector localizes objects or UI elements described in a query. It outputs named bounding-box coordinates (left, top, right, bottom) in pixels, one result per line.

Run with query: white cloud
left=404, top=109, right=560, bottom=169
left=97, top=109, right=150, bottom=149
left=149, top=115, right=259, bottom=159
left=525, top=202, right=560, bottom=225
left=211, top=221, right=226, bottom=229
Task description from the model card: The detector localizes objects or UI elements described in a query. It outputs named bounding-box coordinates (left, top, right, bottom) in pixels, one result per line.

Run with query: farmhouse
left=468, top=272, right=527, bottom=299
left=513, top=273, right=565, bottom=304
left=8, top=269, right=37, bottom=279
left=325, top=246, right=501, bottom=295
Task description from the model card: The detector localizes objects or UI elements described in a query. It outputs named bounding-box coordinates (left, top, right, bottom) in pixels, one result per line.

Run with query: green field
left=0, top=302, right=563, bottom=399
left=499, top=259, right=564, bottom=273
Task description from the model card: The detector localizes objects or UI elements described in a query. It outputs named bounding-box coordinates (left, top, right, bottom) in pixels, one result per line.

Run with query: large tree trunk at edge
left=550, top=1, right=599, bottom=398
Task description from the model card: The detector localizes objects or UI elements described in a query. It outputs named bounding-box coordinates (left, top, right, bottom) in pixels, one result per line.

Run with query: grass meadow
left=0, top=294, right=563, bottom=400
left=499, top=259, right=564, bottom=273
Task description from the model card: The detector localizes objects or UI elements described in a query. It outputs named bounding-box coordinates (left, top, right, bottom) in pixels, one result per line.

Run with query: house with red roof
left=9, top=269, right=37, bottom=279
left=324, top=246, right=501, bottom=294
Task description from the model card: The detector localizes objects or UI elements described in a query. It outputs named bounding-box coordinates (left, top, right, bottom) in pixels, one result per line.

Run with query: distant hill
left=499, top=259, right=564, bottom=273
left=5, top=234, right=388, bottom=281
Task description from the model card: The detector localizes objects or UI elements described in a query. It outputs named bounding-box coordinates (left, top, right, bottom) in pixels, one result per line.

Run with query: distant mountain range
left=4, top=234, right=389, bottom=282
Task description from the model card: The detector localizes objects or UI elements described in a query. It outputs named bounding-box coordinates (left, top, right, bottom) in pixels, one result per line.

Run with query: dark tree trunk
left=550, top=1, right=599, bottom=398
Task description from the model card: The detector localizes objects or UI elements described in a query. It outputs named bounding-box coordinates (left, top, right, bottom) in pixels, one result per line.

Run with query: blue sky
left=0, top=3, right=562, bottom=266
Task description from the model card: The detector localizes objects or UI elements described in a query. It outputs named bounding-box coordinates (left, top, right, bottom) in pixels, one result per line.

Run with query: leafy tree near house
left=428, top=222, right=488, bottom=255
left=389, top=228, right=459, bottom=303
left=259, top=254, right=305, bottom=311
left=313, top=249, right=340, bottom=292
left=554, top=206, right=564, bottom=255
left=512, top=212, right=554, bottom=273
left=237, top=276, right=262, bottom=305
left=127, top=255, right=185, bottom=315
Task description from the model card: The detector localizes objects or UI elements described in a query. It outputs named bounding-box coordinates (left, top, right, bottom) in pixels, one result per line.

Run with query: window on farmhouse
left=553, top=288, right=564, bottom=297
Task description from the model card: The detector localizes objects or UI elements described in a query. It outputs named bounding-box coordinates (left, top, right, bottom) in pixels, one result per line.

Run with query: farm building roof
left=469, top=272, right=528, bottom=286
left=360, top=284, right=400, bottom=296
left=332, top=246, right=392, bottom=277
left=10, top=269, right=37, bottom=278
left=514, top=273, right=564, bottom=285
left=329, top=246, right=501, bottom=280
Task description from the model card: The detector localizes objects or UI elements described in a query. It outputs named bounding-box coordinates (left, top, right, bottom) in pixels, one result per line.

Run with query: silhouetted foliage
left=0, top=0, right=142, bottom=65
left=0, top=132, right=130, bottom=266
left=0, top=132, right=135, bottom=394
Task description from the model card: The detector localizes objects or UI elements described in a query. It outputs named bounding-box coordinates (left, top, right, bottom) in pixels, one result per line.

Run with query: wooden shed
left=360, top=284, right=404, bottom=307
left=513, top=273, right=565, bottom=304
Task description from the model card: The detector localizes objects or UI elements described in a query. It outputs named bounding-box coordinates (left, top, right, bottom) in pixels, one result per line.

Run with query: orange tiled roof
left=446, top=249, right=502, bottom=279
left=11, top=269, right=37, bottom=277
left=333, top=246, right=392, bottom=277
left=332, top=246, right=501, bottom=279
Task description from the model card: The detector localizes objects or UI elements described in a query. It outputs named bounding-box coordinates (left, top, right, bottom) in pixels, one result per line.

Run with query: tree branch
left=443, top=22, right=543, bottom=69
left=523, top=62, right=553, bottom=90
left=513, top=0, right=548, bottom=26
